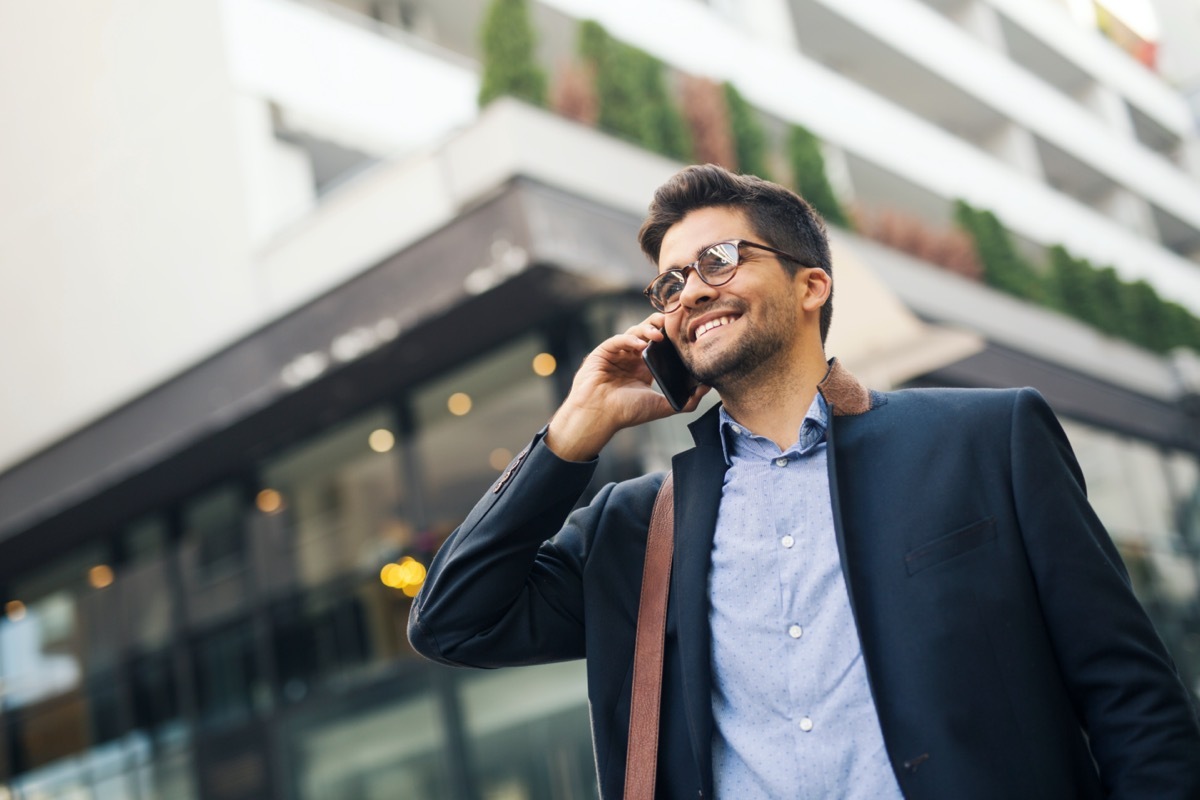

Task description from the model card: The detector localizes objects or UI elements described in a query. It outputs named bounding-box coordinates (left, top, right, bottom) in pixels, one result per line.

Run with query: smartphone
left=642, top=332, right=699, bottom=412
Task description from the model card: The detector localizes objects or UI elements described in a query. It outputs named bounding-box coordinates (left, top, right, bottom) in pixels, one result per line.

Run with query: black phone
left=642, top=332, right=699, bottom=413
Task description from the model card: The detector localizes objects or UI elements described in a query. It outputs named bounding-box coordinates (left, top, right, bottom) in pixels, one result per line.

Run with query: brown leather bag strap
left=624, top=471, right=676, bottom=800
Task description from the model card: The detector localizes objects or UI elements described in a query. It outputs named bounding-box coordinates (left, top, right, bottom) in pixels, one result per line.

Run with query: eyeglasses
left=643, top=240, right=806, bottom=313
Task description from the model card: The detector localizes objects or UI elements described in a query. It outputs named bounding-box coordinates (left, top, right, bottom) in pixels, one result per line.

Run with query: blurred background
left=1, top=0, right=1200, bottom=797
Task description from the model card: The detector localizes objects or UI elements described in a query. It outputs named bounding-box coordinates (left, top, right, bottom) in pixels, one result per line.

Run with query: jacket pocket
left=905, top=517, right=996, bottom=576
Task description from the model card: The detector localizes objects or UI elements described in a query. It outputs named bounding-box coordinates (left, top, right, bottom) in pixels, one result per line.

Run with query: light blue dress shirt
left=709, top=393, right=904, bottom=799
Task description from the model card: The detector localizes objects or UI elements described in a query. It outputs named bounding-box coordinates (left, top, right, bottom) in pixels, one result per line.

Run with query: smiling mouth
left=694, top=315, right=739, bottom=341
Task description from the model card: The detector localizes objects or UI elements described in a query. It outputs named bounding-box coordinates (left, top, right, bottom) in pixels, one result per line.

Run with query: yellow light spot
left=397, top=557, right=427, bottom=585
left=489, top=447, right=514, bottom=471
left=447, top=392, right=472, bottom=416
left=4, top=601, right=25, bottom=622
left=88, top=564, right=115, bottom=590
left=380, top=563, right=404, bottom=588
left=381, top=557, right=427, bottom=593
left=369, top=428, right=395, bottom=453
left=532, top=353, right=557, bottom=377
left=257, top=488, right=284, bottom=514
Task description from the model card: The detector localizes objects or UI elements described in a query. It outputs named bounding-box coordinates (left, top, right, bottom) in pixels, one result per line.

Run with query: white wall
left=0, top=0, right=260, bottom=473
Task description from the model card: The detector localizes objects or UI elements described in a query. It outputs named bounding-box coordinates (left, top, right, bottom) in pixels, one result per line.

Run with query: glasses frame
left=643, top=239, right=807, bottom=313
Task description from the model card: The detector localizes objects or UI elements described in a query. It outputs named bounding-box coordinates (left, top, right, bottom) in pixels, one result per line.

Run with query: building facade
left=2, top=1, right=1199, bottom=798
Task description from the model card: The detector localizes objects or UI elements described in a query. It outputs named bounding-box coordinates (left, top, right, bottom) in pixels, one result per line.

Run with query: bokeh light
left=380, top=556, right=427, bottom=596
left=489, top=447, right=513, bottom=470
left=88, top=564, right=114, bottom=589
left=448, top=392, right=472, bottom=416
left=532, top=353, right=557, bottom=376
left=256, top=488, right=284, bottom=514
left=4, top=601, right=26, bottom=622
left=368, top=428, right=395, bottom=453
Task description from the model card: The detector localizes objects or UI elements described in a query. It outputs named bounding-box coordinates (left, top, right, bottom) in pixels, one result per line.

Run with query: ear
left=799, top=267, right=831, bottom=312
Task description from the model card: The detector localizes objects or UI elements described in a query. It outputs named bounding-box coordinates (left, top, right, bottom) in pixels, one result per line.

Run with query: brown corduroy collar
left=816, top=358, right=879, bottom=417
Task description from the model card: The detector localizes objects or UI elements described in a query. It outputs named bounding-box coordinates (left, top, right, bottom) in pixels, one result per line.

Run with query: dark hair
left=638, top=164, right=833, bottom=343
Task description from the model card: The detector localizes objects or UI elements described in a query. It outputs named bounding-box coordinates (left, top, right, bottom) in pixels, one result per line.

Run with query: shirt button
left=774, top=457, right=788, bottom=467
left=788, top=624, right=803, bottom=639
left=799, top=717, right=814, bottom=732
left=781, top=535, right=795, bottom=549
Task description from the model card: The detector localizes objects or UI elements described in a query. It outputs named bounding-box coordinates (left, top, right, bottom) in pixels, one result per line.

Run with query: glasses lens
left=650, top=272, right=685, bottom=311
left=697, top=242, right=740, bottom=285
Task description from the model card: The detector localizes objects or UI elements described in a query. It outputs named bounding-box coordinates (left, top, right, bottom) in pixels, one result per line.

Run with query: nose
left=677, top=267, right=716, bottom=310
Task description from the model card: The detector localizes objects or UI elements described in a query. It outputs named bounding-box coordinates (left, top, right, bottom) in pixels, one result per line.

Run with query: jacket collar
left=817, top=357, right=876, bottom=417
left=687, top=358, right=876, bottom=448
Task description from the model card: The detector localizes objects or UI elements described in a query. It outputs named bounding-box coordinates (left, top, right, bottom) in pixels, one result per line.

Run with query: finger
left=623, top=320, right=665, bottom=343
left=597, top=333, right=656, bottom=355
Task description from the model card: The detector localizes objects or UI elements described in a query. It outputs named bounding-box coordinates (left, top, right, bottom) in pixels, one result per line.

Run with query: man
left=409, top=165, right=1200, bottom=798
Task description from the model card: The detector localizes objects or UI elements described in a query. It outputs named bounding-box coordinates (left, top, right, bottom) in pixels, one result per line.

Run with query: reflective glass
left=192, top=622, right=260, bottom=726
left=292, top=688, right=449, bottom=799
left=1061, top=420, right=1200, bottom=701
left=461, top=662, right=597, bottom=800
left=6, top=732, right=195, bottom=800
left=1060, top=420, right=1146, bottom=544
left=178, top=485, right=249, bottom=627
left=118, top=517, right=173, bottom=651
left=258, top=408, right=409, bottom=596
left=413, top=336, right=558, bottom=536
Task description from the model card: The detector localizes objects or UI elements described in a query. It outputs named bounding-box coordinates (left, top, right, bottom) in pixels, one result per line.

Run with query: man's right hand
left=544, top=314, right=709, bottom=462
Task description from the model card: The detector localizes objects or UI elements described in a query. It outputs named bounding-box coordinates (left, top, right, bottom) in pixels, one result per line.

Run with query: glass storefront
left=0, top=330, right=581, bottom=799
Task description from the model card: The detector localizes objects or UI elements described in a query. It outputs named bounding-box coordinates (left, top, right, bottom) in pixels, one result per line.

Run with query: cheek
left=666, top=317, right=686, bottom=343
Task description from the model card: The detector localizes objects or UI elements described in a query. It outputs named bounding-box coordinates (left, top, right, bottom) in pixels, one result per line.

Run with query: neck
left=717, top=346, right=828, bottom=451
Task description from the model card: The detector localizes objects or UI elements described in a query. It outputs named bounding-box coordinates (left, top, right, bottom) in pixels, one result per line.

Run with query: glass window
left=412, top=336, right=559, bottom=535
left=0, top=546, right=141, bottom=774
left=1121, top=438, right=1178, bottom=550
left=460, top=662, right=596, bottom=800
left=130, top=650, right=181, bottom=735
left=1061, top=420, right=1145, bottom=545
left=291, top=683, right=450, bottom=800
left=6, top=732, right=194, bottom=800
left=1061, top=420, right=1200, bottom=701
left=192, top=621, right=261, bottom=727
left=1165, top=452, right=1200, bottom=549
left=1, top=548, right=104, bottom=710
left=118, top=517, right=173, bottom=652
left=258, top=408, right=410, bottom=595
left=178, top=485, right=249, bottom=627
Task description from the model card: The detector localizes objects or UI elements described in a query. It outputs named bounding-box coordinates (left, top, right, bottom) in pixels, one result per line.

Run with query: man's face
left=657, top=206, right=806, bottom=391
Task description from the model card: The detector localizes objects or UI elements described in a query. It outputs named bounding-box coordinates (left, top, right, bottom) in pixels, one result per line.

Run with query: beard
left=680, top=294, right=799, bottom=392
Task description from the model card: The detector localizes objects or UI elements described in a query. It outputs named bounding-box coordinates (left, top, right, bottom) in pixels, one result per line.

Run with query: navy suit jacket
left=409, top=362, right=1200, bottom=799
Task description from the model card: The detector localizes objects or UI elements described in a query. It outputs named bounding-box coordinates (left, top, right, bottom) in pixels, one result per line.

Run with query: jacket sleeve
left=1010, top=388, right=1200, bottom=797
left=407, top=428, right=617, bottom=667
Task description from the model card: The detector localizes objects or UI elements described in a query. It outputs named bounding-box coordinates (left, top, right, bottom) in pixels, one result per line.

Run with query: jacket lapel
left=671, top=406, right=727, bottom=798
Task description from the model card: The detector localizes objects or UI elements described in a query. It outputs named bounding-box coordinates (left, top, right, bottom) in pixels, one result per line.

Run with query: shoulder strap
left=624, top=471, right=675, bottom=800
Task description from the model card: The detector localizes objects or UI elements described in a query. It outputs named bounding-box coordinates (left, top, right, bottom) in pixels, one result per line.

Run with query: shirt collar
left=718, top=392, right=829, bottom=466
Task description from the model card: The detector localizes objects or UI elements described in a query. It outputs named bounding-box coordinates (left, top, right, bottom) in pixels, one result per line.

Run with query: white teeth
left=696, top=316, right=735, bottom=339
